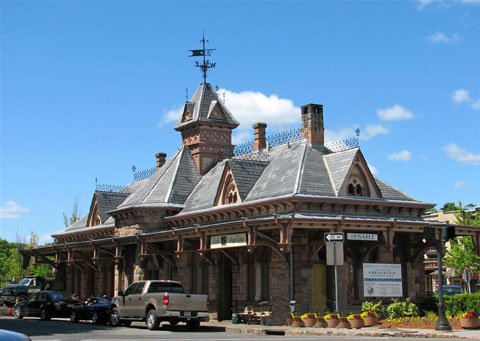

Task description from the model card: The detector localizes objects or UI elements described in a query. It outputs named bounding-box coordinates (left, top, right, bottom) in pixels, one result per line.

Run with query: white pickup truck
left=110, top=280, right=208, bottom=330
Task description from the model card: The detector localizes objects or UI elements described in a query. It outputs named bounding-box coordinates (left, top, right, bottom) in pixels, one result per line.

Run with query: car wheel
left=91, top=312, right=100, bottom=325
left=110, top=308, right=121, bottom=327
left=14, top=307, right=23, bottom=319
left=186, top=319, right=200, bottom=331
left=40, top=307, right=50, bottom=321
left=146, top=309, right=160, bottom=330
left=70, top=311, right=79, bottom=323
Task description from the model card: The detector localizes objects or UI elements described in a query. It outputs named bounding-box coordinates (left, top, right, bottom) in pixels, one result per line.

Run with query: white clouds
left=454, top=180, right=468, bottom=189
left=427, top=32, right=460, bottom=44
left=388, top=150, right=413, bottom=161
left=0, top=201, right=30, bottom=219
left=417, top=0, right=438, bottom=10
left=377, top=105, right=415, bottom=121
left=361, top=124, right=390, bottom=140
left=368, top=163, right=378, bottom=176
left=158, top=106, right=183, bottom=126
left=418, top=0, right=480, bottom=9
left=451, top=89, right=471, bottom=103
left=451, top=88, right=480, bottom=110
left=444, top=143, right=480, bottom=165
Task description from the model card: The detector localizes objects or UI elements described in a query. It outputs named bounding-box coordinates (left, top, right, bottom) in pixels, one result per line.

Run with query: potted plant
left=324, top=312, right=340, bottom=328
left=314, top=315, right=327, bottom=328
left=459, top=311, right=480, bottom=329
left=347, top=313, right=364, bottom=329
left=337, top=316, right=352, bottom=329
left=286, top=312, right=294, bottom=326
left=361, top=311, right=379, bottom=327
left=291, top=314, right=305, bottom=328
left=301, top=312, right=317, bottom=327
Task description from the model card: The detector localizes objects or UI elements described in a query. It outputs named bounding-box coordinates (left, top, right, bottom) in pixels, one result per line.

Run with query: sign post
left=324, top=232, right=344, bottom=312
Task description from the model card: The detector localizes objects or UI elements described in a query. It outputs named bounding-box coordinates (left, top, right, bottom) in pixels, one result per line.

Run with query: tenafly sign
left=210, top=233, right=247, bottom=249
left=347, top=233, right=378, bottom=241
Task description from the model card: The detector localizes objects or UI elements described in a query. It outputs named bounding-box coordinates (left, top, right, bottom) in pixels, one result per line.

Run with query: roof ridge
left=294, top=143, right=309, bottom=194
left=165, top=147, right=187, bottom=202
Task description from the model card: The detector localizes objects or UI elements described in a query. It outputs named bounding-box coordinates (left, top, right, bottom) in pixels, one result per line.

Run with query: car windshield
left=147, top=282, right=185, bottom=294
left=48, top=292, right=65, bottom=301
left=18, top=279, right=31, bottom=286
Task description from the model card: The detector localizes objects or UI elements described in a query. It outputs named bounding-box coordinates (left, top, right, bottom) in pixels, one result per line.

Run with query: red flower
left=464, top=311, right=477, bottom=319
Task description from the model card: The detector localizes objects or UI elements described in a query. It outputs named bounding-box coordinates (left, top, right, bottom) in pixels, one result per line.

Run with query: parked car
left=0, top=329, right=31, bottom=341
left=1, top=276, right=47, bottom=307
left=110, top=280, right=208, bottom=330
left=442, top=284, right=463, bottom=296
left=14, top=291, right=79, bottom=320
left=70, top=296, right=111, bottom=324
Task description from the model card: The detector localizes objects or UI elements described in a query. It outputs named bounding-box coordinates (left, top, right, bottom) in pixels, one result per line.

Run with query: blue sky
left=1, top=0, right=479, bottom=243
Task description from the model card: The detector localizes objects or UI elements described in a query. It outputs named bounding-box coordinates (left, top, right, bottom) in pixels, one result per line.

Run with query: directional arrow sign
left=324, top=232, right=344, bottom=242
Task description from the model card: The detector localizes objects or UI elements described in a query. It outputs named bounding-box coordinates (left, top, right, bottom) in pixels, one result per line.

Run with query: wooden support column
left=383, top=221, right=396, bottom=252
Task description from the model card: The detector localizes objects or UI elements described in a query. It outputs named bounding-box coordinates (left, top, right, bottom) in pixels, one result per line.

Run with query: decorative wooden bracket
left=255, top=230, right=287, bottom=261
left=278, top=214, right=295, bottom=253
left=383, top=222, right=396, bottom=252
left=197, top=251, right=213, bottom=266
left=220, top=250, right=238, bottom=265
left=247, top=225, right=256, bottom=253
left=309, top=240, right=325, bottom=260
left=113, top=243, right=124, bottom=265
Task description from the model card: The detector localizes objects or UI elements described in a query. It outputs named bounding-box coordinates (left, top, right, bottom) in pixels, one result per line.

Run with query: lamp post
left=435, top=226, right=452, bottom=331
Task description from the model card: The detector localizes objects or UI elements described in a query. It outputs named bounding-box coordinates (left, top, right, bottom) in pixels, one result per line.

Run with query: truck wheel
left=91, top=312, right=99, bottom=325
left=14, top=307, right=23, bottom=319
left=40, top=307, right=50, bottom=321
left=146, top=309, right=160, bottom=330
left=186, top=319, right=200, bottom=331
left=110, top=308, right=121, bottom=327
left=15, top=296, right=26, bottom=304
left=70, top=311, right=79, bottom=323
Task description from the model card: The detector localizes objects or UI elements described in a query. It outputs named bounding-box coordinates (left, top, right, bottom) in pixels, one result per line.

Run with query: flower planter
left=286, top=317, right=293, bottom=326
left=314, top=319, right=327, bottom=328
left=302, top=318, right=317, bottom=327
left=337, top=320, right=352, bottom=329
left=460, top=318, right=480, bottom=329
left=291, top=319, right=305, bottom=328
left=349, top=319, right=365, bottom=329
left=326, top=318, right=340, bottom=328
left=363, top=316, right=379, bottom=327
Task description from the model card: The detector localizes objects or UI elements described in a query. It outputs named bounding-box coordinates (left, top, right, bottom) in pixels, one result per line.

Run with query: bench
left=236, top=304, right=272, bottom=325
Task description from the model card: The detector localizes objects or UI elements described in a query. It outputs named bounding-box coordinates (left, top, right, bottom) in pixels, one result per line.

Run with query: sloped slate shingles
left=169, top=148, right=202, bottom=204
left=95, top=191, right=129, bottom=223
left=229, top=159, right=268, bottom=200
left=375, top=177, right=417, bottom=201
left=245, top=142, right=305, bottom=202
left=323, top=148, right=358, bottom=195
left=181, top=160, right=227, bottom=212
left=298, top=146, right=336, bottom=196
left=64, top=215, right=87, bottom=232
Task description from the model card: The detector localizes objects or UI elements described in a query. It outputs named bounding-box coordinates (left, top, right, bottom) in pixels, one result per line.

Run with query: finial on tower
left=189, top=31, right=216, bottom=84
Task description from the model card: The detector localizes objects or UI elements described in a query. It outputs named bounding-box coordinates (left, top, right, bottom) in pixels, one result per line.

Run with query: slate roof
left=174, top=83, right=239, bottom=130
left=92, top=191, right=129, bottom=224
left=64, top=216, right=88, bottom=232
left=114, top=146, right=201, bottom=210
left=178, top=140, right=422, bottom=215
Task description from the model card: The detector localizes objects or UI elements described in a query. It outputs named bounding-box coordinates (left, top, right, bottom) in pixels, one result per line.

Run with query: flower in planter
left=460, top=311, right=477, bottom=319
left=361, top=311, right=377, bottom=318
left=339, top=316, right=349, bottom=322
left=316, top=316, right=326, bottom=322
left=324, top=313, right=340, bottom=320
left=301, top=313, right=317, bottom=320
left=347, top=313, right=362, bottom=321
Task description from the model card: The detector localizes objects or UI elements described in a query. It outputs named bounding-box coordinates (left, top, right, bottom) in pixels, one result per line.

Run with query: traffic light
left=446, top=225, right=456, bottom=241
left=423, top=226, right=436, bottom=242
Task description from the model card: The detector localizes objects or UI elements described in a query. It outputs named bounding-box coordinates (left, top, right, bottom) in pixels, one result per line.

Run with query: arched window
left=355, top=184, right=363, bottom=196
left=348, top=184, right=355, bottom=196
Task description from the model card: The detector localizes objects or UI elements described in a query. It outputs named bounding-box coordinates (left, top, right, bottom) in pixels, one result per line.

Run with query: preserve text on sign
left=363, top=263, right=402, bottom=297
left=210, top=233, right=247, bottom=249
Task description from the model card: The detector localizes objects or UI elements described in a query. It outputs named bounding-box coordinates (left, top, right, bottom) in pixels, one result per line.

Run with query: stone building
left=32, top=81, right=480, bottom=325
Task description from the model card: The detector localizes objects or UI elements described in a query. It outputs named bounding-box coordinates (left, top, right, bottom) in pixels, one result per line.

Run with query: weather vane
left=189, top=31, right=216, bottom=84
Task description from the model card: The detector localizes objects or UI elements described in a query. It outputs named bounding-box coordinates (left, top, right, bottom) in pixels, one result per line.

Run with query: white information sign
left=363, top=263, right=403, bottom=297
left=210, top=233, right=247, bottom=249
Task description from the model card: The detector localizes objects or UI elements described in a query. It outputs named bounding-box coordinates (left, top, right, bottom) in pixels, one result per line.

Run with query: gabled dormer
left=87, top=191, right=129, bottom=227
left=337, top=150, right=382, bottom=198
left=215, top=164, right=240, bottom=206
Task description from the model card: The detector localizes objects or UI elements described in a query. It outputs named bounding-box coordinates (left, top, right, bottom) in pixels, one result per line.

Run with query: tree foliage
left=445, top=236, right=480, bottom=276
left=63, top=198, right=80, bottom=228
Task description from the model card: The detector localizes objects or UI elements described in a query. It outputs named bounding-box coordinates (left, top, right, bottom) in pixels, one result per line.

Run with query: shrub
left=444, top=292, right=480, bottom=317
left=361, top=300, right=385, bottom=318
left=386, top=298, right=419, bottom=319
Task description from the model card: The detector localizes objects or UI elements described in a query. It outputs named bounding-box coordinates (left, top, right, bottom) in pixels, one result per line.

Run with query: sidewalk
left=203, top=320, right=480, bottom=339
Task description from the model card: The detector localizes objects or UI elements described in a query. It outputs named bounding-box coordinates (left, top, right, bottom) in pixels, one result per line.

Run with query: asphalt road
left=0, top=315, right=469, bottom=340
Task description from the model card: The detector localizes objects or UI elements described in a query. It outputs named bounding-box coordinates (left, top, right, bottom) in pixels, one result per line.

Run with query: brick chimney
left=301, top=103, right=324, bottom=145
left=155, top=152, right=167, bottom=169
left=253, top=122, right=267, bottom=152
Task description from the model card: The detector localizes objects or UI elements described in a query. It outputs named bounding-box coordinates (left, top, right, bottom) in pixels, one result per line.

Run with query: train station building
left=31, top=79, right=480, bottom=325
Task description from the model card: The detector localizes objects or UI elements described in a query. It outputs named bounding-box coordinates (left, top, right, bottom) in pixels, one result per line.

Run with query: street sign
left=347, top=233, right=378, bottom=241
left=326, top=242, right=344, bottom=266
left=324, top=232, right=344, bottom=242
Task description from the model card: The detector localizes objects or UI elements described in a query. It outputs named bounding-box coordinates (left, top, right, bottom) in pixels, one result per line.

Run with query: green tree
left=63, top=198, right=80, bottom=227
left=445, top=236, right=480, bottom=276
